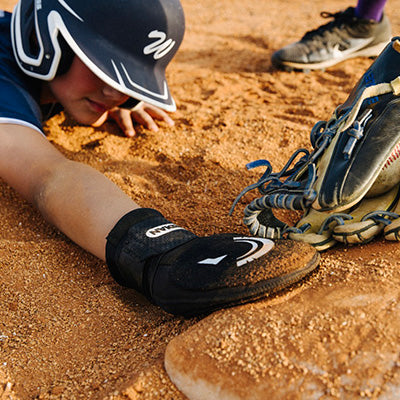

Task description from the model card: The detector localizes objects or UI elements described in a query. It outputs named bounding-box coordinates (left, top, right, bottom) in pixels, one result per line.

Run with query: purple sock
left=355, top=0, right=388, bottom=21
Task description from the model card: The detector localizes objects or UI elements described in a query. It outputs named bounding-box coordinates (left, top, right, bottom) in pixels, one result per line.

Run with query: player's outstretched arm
left=0, top=123, right=319, bottom=316
left=0, top=123, right=139, bottom=260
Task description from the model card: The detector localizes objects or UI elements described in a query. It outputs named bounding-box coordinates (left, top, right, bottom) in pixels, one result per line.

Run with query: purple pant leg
left=355, top=0, right=388, bottom=21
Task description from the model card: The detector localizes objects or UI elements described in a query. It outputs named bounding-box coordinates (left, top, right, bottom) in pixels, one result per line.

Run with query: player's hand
left=108, top=102, right=174, bottom=137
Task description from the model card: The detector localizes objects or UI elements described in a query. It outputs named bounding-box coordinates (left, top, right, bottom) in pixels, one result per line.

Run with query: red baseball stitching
left=383, top=142, right=400, bottom=170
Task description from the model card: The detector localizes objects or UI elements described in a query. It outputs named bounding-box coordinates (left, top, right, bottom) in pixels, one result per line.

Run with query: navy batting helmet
left=11, top=0, right=185, bottom=111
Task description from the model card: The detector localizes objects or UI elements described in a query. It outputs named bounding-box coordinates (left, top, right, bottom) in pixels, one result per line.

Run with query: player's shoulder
left=0, top=10, right=19, bottom=79
left=0, top=10, right=12, bottom=45
left=0, top=10, right=43, bottom=130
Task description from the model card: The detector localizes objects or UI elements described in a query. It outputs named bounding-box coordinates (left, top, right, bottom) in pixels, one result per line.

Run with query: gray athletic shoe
left=271, top=7, right=391, bottom=72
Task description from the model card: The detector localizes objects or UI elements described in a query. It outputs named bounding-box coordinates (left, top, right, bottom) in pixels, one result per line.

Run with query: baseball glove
left=231, top=37, right=400, bottom=251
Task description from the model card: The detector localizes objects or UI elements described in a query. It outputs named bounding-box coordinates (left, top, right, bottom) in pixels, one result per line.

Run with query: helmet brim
left=62, top=28, right=177, bottom=111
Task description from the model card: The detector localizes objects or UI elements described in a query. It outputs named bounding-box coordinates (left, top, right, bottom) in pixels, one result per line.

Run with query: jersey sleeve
left=0, top=77, right=44, bottom=135
left=0, top=11, right=44, bottom=135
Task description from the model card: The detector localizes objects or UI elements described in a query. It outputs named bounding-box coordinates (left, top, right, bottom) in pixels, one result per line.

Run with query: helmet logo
left=143, top=30, right=176, bottom=60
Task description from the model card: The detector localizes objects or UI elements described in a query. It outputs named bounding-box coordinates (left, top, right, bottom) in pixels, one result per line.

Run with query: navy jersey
left=0, top=10, right=61, bottom=135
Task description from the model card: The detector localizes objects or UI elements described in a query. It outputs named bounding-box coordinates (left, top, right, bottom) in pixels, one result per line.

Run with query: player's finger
left=144, top=105, right=175, bottom=126
left=111, top=109, right=136, bottom=137
left=131, top=109, right=159, bottom=132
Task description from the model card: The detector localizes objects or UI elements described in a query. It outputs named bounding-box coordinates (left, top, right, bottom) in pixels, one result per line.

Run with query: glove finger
left=383, top=196, right=400, bottom=240
left=333, top=184, right=400, bottom=244
left=333, top=220, right=384, bottom=244
left=288, top=208, right=340, bottom=251
left=384, top=217, right=400, bottom=241
left=289, top=230, right=337, bottom=251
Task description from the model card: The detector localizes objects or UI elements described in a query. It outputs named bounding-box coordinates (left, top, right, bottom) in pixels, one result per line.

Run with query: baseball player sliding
left=0, top=0, right=319, bottom=317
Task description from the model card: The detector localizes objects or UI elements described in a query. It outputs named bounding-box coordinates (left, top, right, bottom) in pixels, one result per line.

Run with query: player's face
left=47, top=56, right=130, bottom=125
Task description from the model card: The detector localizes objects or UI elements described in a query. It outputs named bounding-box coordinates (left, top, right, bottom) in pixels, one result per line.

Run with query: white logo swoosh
left=196, top=237, right=274, bottom=267
left=234, top=237, right=274, bottom=267
left=331, top=38, right=374, bottom=58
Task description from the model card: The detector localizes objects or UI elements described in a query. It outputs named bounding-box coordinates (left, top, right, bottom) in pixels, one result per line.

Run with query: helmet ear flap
left=55, top=34, right=74, bottom=76
left=17, top=0, right=38, bottom=59
left=12, top=0, right=73, bottom=79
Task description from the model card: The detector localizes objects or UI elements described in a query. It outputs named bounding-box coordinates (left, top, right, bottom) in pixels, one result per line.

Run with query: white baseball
left=367, top=142, right=400, bottom=197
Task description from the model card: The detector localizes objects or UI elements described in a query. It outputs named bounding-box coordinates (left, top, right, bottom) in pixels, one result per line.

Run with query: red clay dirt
left=0, top=0, right=400, bottom=399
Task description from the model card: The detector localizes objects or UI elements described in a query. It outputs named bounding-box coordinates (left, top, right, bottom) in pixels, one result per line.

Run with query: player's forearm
left=0, top=124, right=139, bottom=260
left=33, top=158, right=140, bottom=260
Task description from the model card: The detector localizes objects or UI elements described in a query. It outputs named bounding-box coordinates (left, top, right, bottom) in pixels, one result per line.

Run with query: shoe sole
left=273, top=41, right=390, bottom=71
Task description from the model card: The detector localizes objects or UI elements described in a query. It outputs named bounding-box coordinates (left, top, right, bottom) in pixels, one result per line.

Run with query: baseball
left=366, top=142, right=400, bottom=197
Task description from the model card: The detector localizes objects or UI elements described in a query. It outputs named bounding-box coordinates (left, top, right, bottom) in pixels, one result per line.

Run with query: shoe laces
left=301, top=9, right=356, bottom=51
left=229, top=105, right=351, bottom=216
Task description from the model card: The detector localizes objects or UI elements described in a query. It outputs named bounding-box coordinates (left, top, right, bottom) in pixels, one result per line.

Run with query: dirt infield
left=1, top=0, right=400, bottom=399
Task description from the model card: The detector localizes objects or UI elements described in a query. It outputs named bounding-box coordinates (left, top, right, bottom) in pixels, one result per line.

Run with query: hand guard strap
left=106, top=208, right=196, bottom=293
